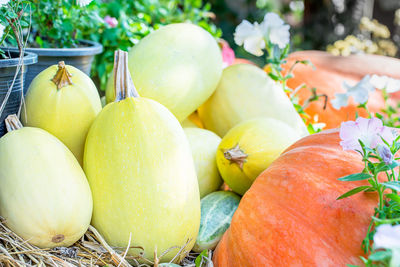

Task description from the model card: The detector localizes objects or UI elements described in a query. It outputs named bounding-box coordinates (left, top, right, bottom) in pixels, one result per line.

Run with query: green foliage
left=194, top=250, right=210, bottom=267
left=0, top=0, right=31, bottom=58
left=7, top=0, right=220, bottom=90
left=85, top=0, right=222, bottom=91
left=25, top=0, right=103, bottom=49
left=262, top=44, right=325, bottom=133
left=376, top=91, right=400, bottom=128
left=338, top=135, right=400, bottom=266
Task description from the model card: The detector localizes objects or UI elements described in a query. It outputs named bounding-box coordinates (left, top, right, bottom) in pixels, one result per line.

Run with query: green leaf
left=383, top=181, right=400, bottom=192
left=337, top=186, right=371, bottom=200
left=338, top=173, right=372, bottom=182
left=268, top=72, right=280, bottom=81
left=195, top=250, right=209, bottom=267
left=376, top=161, right=399, bottom=172
left=368, top=250, right=392, bottom=261
left=387, top=193, right=400, bottom=203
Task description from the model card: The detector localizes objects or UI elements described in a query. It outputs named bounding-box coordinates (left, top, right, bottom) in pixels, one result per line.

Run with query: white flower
left=0, top=0, right=9, bottom=6
left=0, top=24, right=5, bottom=40
left=331, top=75, right=375, bottom=110
left=234, top=20, right=266, bottom=56
left=370, top=74, right=400, bottom=93
left=261, top=12, right=290, bottom=49
left=374, top=224, right=400, bottom=250
left=234, top=12, right=290, bottom=56
left=331, top=92, right=349, bottom=110
left=76, top=0, right=92, bottom=7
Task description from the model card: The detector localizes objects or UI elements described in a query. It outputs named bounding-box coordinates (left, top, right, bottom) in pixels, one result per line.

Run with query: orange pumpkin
left=232, top=58, right=255, bottom=65
left=213, top=129, right=378, bottom=267
left=282, top=50, right=400, bottom=129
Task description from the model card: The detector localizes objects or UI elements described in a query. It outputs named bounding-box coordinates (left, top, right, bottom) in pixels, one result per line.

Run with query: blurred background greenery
left=6, top=0, right=400, bottom=91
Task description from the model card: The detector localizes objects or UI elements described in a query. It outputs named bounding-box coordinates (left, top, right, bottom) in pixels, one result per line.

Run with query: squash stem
left=5, top=114, right=23, bottom=132
left=113, top=50, right=139, bottom=102
left=224, top=144, right=248, bottom=169
left=51, top=61, right=73, bottom=90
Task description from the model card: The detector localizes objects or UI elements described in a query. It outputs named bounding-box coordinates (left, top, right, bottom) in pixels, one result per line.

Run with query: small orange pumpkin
left=282, top=50, right=400, bottom=129
left=213, top=129, right=377, bottom=267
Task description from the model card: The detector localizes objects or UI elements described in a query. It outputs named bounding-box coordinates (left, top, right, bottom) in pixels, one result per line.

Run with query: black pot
left=10, top=40, right=103, bottom=93
left=0, top=50, right=37, bottom=137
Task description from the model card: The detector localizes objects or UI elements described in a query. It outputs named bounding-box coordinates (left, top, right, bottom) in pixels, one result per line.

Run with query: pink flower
left=104, top=16, right=118, bottom=28
left=339, top=117, right=396, bottom=153
left=219, top=40, right=235, bottom=68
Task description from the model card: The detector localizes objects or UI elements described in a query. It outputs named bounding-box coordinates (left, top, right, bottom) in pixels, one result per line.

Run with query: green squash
left=193, top=191, right=241, bottom=252
left=106, top=23, right=223, bottom=122
left=84, top=51, right=200, bottom=263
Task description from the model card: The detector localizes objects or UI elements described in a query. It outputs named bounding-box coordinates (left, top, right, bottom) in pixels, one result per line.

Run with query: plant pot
left=10, top=40, right=103, bottom=93
left=0, top=50, right=37, bottom=137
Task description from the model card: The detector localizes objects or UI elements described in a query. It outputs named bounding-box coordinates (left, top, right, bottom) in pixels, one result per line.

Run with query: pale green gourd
left=105, top=23, right=223, bottom=122
left=198, top=64, right=309, bottom=137
left=184, top=128, right=223, bottom=197
left=216, top=118, right=300, bottom=195
left=22, top=62, right=102, bottom=165
left=193, top=191, right=241, bottom=252
left=84, top=51, right=200, bottom=263
left=0, top=115, right=92, bottom=248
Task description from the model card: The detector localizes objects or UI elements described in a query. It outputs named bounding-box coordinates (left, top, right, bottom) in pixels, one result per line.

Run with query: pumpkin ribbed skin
left=283, top=50, right=400, bottom=129
left=213, top=129, right=377, bottom=267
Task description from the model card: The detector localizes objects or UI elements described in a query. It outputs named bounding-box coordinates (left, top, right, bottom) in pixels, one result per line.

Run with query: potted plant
left=79, top=0, right=222, bottom=91
left=5, top=0, right=103, bottom=92
left=0, top=0, right=37, bottom=137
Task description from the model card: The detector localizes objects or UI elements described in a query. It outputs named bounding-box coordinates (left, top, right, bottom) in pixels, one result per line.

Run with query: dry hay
left=0, top=218, right=212, bottom=267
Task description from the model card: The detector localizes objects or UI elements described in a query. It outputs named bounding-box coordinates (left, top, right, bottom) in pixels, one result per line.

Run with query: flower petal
left=242, top=36, right=265, bottom=56
left=377, top=144, right=393, bottom=164
left=234, top=20, right=256, bottom=46
left=76, top=0, right=93, bottom=7
left=374, top=224, right=400, bottom=249
left=339, top=121, right=362, bottom=151
left=379, top=126, right=397, bottom=145
left=269, top=24, right=290, bottom=49
left=331, top=93, right=349, bottom=110
left=0, top=24, right=4, bottom=40
left=348, top=76, right=374, bottom=104
left=261, top=13, right=290, bottom=49
left=263, top=12, right=285, bottom=27
left=386, top=77, right=400, bottom=93
left=369, top=74, right=400, bottom=93
left=370, top=74, right=388, bottom=90
left=339, top=117, right=391, bottom=152
left=357, top=116, right=382, bottom=133
left=0, top=0, right=9, bottom=6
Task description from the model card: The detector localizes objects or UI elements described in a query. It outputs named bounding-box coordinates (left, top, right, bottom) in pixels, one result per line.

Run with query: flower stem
left=379, top=186, right=384, bottom=211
